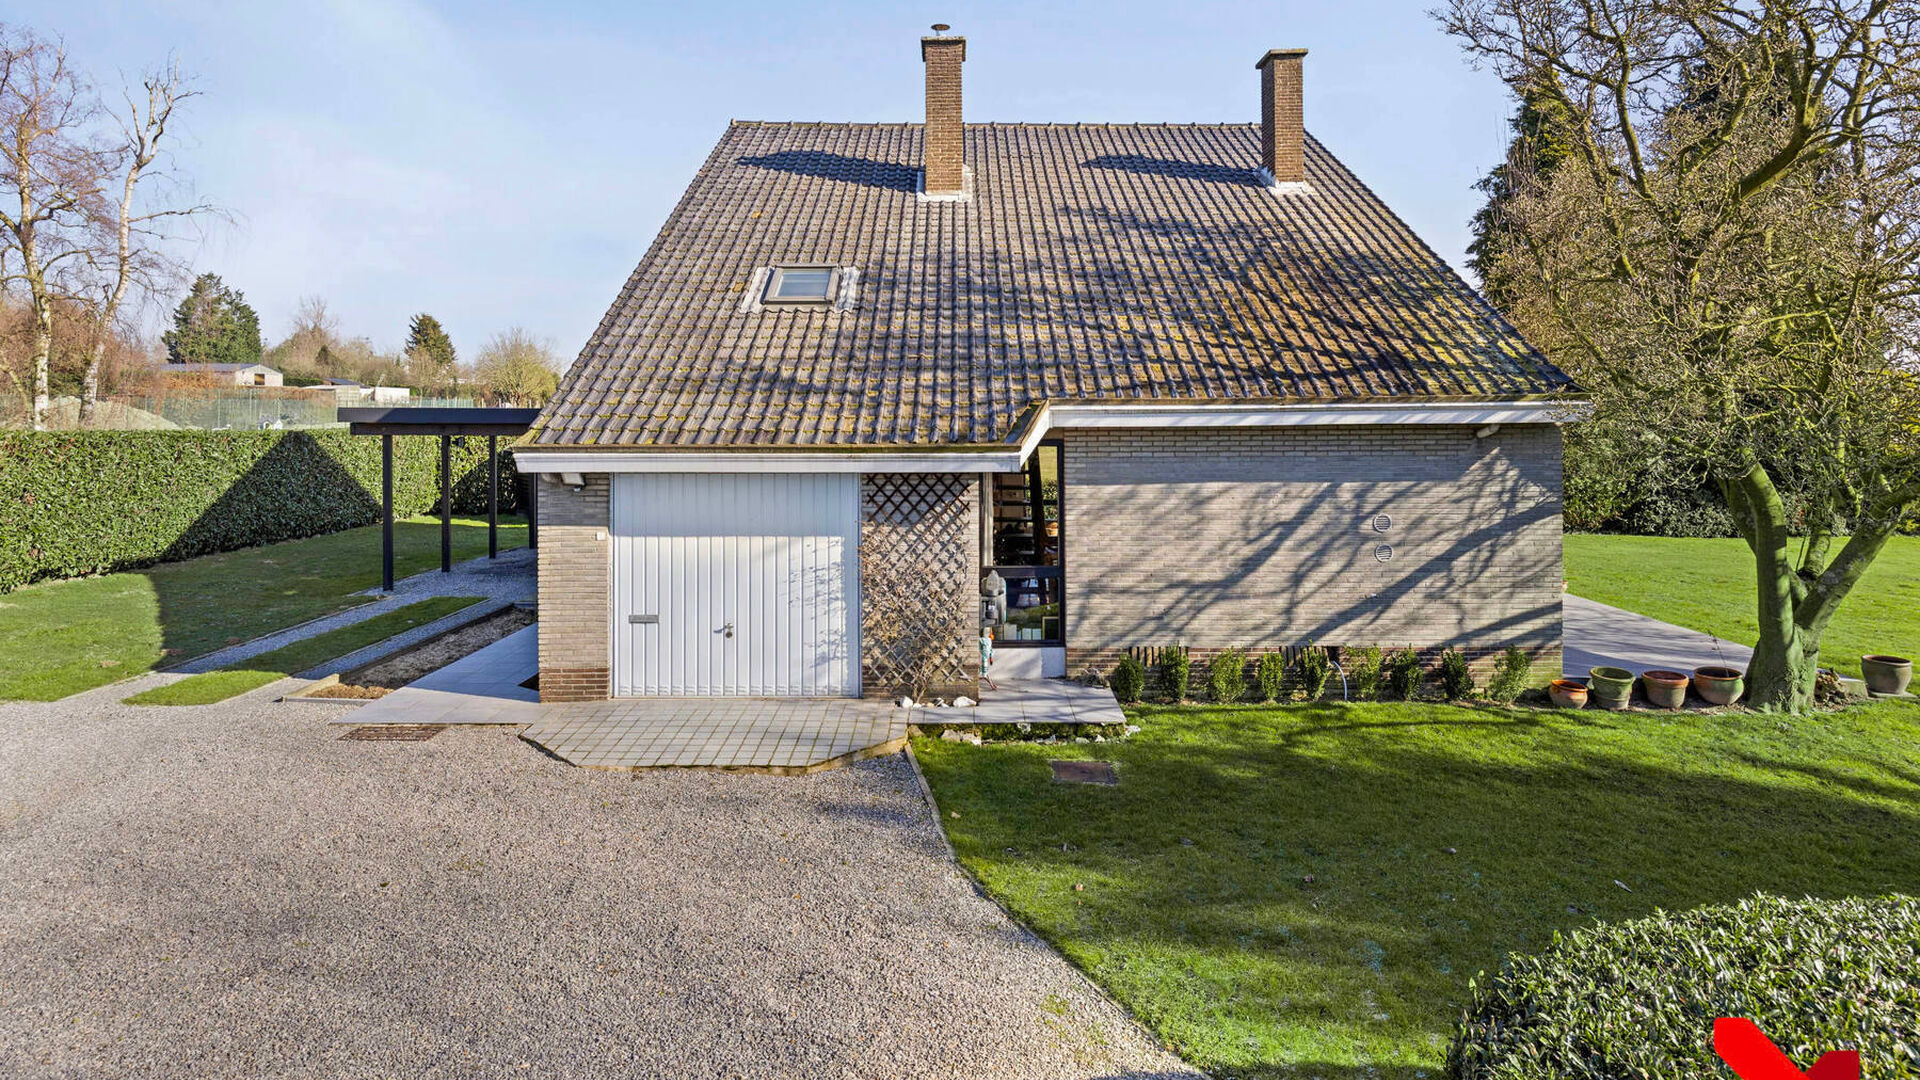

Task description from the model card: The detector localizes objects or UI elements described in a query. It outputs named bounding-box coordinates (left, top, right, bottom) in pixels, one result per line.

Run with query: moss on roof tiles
left=536, top=122, right=1575, bottom=448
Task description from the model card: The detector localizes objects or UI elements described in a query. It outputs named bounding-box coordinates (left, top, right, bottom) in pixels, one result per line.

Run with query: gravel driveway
left=0, top=680, right=1199, bottom=1079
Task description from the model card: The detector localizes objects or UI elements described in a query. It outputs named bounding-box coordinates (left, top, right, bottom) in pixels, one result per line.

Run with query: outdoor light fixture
left=559, top=472, right=586, bottom=490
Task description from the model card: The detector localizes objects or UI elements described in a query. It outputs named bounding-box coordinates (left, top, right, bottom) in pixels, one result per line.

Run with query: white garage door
left=610, top=474, right=860, bottom=697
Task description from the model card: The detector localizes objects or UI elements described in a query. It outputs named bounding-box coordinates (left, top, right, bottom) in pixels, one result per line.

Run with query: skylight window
left=764, top=265, right=837, bottom=305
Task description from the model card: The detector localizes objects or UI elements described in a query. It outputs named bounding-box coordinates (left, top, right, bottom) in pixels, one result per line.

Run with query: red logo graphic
left=1714, top=1018, right=1860, bottom=1080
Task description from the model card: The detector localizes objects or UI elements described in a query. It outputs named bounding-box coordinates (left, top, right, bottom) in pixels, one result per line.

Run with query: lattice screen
left=860, top=474, right=979, bottom=697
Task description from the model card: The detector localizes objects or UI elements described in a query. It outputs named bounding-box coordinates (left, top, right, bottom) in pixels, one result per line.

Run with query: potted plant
left=1692, top=666, right=1745, bottom=706
left=1640, top=669, right=1689, bottom=710
left=1861, top=654, right=1913, bottom=697
left=1547, top=679, right=1589, bottom=709
left=1588, top=666, right=1634, bottom=710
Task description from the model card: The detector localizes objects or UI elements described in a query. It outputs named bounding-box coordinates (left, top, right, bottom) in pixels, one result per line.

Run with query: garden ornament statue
left=979, top=624, right=998, bottom=691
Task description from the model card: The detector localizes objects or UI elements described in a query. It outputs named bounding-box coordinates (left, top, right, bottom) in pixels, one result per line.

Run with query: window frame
left=762, top=264, right=840, bottom=306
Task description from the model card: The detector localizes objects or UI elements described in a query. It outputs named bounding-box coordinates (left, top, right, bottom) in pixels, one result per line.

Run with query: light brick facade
left=859, top=474, right=980, bottom=700
left=535, top=474, right=610, bottom=702
left=1061, top=425, right=1563, bottom=677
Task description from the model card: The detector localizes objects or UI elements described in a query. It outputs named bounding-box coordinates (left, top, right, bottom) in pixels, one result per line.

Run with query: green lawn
left=122, top=595, right=484, bottom=706
left=912, top=700, right=1920, bottom=1078
left=1565, top=533, right=1920, bottom=678
left=0, top=516, right=524, bottom=701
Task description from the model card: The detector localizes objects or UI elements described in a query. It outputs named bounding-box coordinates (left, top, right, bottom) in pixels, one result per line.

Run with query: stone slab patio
left=324, top=629, right=1124, bottom=772
left=522, top=698, right=908, bottom=774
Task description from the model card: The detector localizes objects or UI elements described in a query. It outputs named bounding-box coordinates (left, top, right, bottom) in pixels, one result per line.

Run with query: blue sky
left=13, top=1, right=1518, bottom=362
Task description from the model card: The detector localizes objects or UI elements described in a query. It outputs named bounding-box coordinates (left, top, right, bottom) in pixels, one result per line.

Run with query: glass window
left=766, top=266, right=836, bottom=303
left=986, top=441, right=1064, bottom=647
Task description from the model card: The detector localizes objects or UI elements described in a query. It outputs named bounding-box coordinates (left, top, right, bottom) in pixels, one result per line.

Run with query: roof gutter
left=514, top=399, right=1589, bottom=476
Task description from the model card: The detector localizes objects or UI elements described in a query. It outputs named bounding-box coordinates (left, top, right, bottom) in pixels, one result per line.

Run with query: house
left=159, top=362, right=283, bottom=387
left=513, top=35, right=1580, bottom=703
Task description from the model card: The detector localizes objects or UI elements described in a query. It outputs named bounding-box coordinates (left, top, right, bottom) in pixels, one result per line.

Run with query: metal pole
left=439, top=434, right=451, bottom=573
left=487, top=434, right=498, bottom=559
left=381, top=434, right=394, bottom=592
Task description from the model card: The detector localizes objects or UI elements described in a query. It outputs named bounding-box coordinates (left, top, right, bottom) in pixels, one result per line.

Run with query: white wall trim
left=517, top=400, right=1588, bottom=476
left=515, top=449, right=1028, bottom=475
left=1035, top=400, right=1587, bottom=431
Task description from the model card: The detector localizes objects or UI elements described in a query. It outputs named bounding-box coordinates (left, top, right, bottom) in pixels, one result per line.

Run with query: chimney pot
left=921, top=35, right=967, bottom=195
left=1256, top=48, right=1308, bottom=186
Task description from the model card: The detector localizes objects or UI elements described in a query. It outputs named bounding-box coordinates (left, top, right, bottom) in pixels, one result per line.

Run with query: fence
left=1, top=389, right=476, bottom=431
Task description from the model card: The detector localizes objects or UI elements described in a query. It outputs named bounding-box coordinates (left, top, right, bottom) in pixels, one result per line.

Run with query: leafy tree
left=472, top=327, right=560, bottom=406
left=1443, top=0, right=1920, bottom=711
left=404, top=312, right=458, bottom=393
left=163, top=272, right=261, bottom=367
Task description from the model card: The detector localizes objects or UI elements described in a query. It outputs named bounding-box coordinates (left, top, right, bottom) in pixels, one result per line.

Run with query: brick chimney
left=1256, top=48, right=1308, bottom=186
left=921, top=34, right=967, bottom=195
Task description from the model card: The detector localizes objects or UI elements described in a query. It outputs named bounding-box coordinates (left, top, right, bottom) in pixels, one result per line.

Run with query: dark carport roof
left=534, top=122, right=1575, bottom=450
left=338, top=407, right=540, bottom=436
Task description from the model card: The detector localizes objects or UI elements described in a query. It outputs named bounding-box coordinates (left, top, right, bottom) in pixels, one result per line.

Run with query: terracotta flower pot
left=1641, top=669, right=1689, bottom=710
left=1692, top=666, right=1745, bottom=707
left=1548, top=679, right=1589, bottom=710
left=1588, top=666, right=1635, bottom=710
left=1862, top=654, right=1913, bottom=697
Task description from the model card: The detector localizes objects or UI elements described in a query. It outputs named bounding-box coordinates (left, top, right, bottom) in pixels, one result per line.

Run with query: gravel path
left=0, top=685, right=1200, bottom=1079
left=172, top=547, right=536, bottom=676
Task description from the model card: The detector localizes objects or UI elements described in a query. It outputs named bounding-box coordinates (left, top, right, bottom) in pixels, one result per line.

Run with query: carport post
left=381, top=434, right=394, bottom=592
left=439, top=434, right=452, bottom=573
left=487, top=434, right=498, bottom=559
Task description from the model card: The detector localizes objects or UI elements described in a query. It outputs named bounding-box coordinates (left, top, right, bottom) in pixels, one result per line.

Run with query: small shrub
left=1384, top=647, right=1425, bottom=701
left=1485, top=646, right=1531, bottom=704
left=1110, top=655, right=1145, bottom=704
left=1156, top=647, right=1190, bottom=702
left=1207, top=648, right=1247, bottom=704
left=1447, top=893, right=1920, bottom=1080
left=1438, top=649, right=1474, bottom=701
left=1348, top=645, right=1384, bottom=701
left=1292, top=644, right=1332, bottom=701
left=1255, top=651, right=1288, bottom=702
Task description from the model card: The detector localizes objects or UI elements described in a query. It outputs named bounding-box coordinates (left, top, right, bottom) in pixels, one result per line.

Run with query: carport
left=337, top=407, right=541, bottom=592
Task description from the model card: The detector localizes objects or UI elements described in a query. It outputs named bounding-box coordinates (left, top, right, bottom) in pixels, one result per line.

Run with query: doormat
left=339, top=725, right=442, bottom=742
left=1050, top=760, right=1118, bottom=785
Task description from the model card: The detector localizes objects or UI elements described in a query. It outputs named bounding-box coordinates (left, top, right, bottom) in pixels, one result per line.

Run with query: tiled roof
left=534, top=122, right=1575, bottom=448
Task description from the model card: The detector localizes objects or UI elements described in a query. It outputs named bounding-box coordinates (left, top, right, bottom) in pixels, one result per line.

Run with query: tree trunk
left=79, top=340, right=101, bottom=425
left=29, top=297, right=52, bottom=431
left=1727, top=465, right=1818, bottom=712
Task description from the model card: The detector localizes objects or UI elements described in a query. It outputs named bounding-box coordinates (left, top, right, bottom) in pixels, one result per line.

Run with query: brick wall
left=921, top=36, right=966, bottom=194
left=860, top=473, right=979, bottom=700
left=1063, top=425, right=1563, bottom=678
left=1258, top=49, right=1307, bottom=184
left=535, top=474, right=610, bottom=702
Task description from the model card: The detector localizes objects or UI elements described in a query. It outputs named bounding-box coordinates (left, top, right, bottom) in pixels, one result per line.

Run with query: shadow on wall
left=1067, top=431, right=1563, bottom=654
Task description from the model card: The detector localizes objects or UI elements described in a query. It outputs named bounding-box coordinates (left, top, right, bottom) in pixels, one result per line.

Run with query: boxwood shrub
left=1448, top=893, right=1920, bottom=1080
left=0, top=429, right=521, bottom=592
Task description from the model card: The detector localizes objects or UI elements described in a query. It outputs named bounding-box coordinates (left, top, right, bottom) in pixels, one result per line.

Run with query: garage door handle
left=722, top=621, right=735, bottom=639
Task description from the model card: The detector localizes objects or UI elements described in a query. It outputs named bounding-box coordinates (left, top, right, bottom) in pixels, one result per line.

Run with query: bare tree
left=472, top=327, right=560, bottom=406
left=77, top=58, right=211, bottom=423
left=1442, top=0, right=1920, bottom=710
left=0, top=26, right=106, bottom=430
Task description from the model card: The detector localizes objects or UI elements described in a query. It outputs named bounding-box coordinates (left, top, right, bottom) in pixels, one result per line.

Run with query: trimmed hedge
left=1448, top=893, right=1920, bottom=1080
left=0, top=429, right=521, bottom=592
